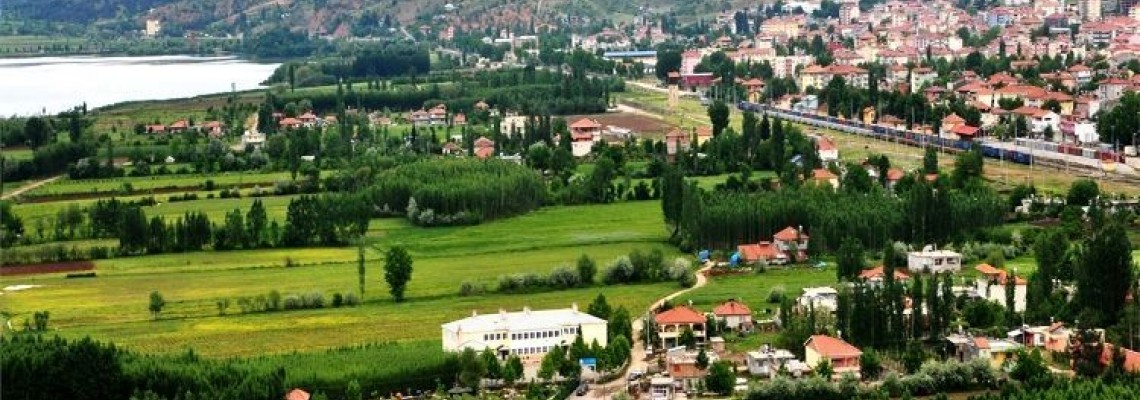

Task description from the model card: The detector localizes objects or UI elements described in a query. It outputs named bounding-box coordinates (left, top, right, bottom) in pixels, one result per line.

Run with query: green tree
left=705, top=361, right=736, bottom=395
left=346, top=380, right=362, bottom=400
left=1010, top=349, right=1050, bottom=384
left=708, top=101, right=730, bottom=137
left=836, top=237, right=865, bottom=282
left=696, top=349, right=710, bottom=369
left=1075, top=222, right=1133, bottom=326
left=1096, top=91, right=1139, bottom=146
left=458, top=348, right=485, bottom=390
left=577, top=254, right=597, bottom=285
left=860, top=349, right=883, bottom=380
left=608, top=306, right=633, bottom=341
left=23, top=117, right=52, bottom=149
left=923, top=146, right=939, bottom=174
left=588, top=293, right=612, bottom=320
left=384, top=246, right=414, bottom=303
left=902, top=341, right=926, bottom=373
left=679, top=326, right=698, bottom=349
left=588, top=157, right=617, bottom=203
left=1066, top=179, right=1100, bottom=207
left=841, top=162, right=874, bottom=193
left=503, top=355, right=524, bottom=386
left=815, top=359, right=834, bottom=380
left=538, top=346, right=563, bottom=381
left=357, top=242, right=366, bottom=296
left=148, top=291, right=166, bottom=320
left=481, top=348, right=503, bottom=380
left=246, top=199, right=268, bottom=247
left=661, top=165, right=685, bottom=238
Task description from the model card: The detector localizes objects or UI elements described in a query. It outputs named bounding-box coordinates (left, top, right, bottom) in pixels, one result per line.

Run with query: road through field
left=1, top=175, right=63, bottom=200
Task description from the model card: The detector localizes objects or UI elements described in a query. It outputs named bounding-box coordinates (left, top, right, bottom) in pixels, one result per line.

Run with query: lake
left=0, top=55, right=280, bottom=116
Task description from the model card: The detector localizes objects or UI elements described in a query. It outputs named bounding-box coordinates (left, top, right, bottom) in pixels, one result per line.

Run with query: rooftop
left=441, top=306, right=606, bottom=332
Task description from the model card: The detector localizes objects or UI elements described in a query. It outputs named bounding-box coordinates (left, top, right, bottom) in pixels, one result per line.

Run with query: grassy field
left=0, top=201, right=684, bottom=357
left=23, top=170, right=303, bottom=196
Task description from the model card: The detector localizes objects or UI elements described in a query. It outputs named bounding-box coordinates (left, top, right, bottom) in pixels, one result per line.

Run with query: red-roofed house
left=812, top=168, right=839, bottom=189
left=168, top=120, right=190, bottom=133
left=737, top=241, right=788, bottom=265
left=817, top=137, right=838, bottom=162
left=773, top=226, right=809, bottom=262
left=473, top=136, right=495, bottom=159
left=201, top=121, right=225, bottom=137
left=859, top=266, right=911, bottom=286
left=452, top=113, right=467, bottom=126
left=298, top=111, right=318, bottom=128
left=279, top=118, right=303, bottom=130
left=569, top=118, right=602, bottom=157
left=286, top=389, right=311, bottom=400
left=665, top=128, right=690, bottom=162
left=654, top=306, right=707, bottom=348
left=949, top=124, right=980, bottom=140
left=145, top=124, right=166, bottom=134
left=713, top=300, right=753, bottom=331
left=804, top=335, right=862, bottom=378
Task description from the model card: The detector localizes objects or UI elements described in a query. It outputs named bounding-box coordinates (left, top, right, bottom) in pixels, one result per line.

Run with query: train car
left=981, top=144, right=1000, bottom=158
left=1081, top=148, right=1096, bottom=159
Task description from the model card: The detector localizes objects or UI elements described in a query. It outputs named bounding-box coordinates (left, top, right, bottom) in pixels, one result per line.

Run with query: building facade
left=441, top=305, right=608, bottom=363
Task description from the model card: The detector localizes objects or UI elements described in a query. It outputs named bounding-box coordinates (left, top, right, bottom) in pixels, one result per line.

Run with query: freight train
left=737, top=101, right=1123, bottom=167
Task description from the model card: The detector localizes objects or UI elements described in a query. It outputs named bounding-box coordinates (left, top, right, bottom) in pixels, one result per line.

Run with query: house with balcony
left=653, top=306, right=707, bottom=349
left=747, top=344, right=808, bottom=378
left=713, top=299, right=753, bottom=331
left=907, top=248, right=962, bottom=273
left=569, top=118, right=602, bottom=157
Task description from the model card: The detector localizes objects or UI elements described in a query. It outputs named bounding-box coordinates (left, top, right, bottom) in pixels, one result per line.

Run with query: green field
left=0, top=201, right=685, bottom=357
left=24, top=171, right=303, bottom=196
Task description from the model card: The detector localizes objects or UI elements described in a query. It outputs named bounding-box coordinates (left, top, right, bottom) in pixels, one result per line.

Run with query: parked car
left=575, top=383, right=589, bottom=396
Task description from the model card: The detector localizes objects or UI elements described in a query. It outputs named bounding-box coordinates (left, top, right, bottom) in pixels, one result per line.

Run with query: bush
left=332, top=292, right=344, bottom=307
left=497, top=273, right=548, bottom=293
left=458, top=281, right=485, bottom=297
left=548, top=266, right=581, bottom=289
left=343, top=292, right=361, bottom=306
left=768, top=286, right=786, bottom=304
left=602, top=256, right=636, bottom=285
left=881, top=372, right=904, bottom=397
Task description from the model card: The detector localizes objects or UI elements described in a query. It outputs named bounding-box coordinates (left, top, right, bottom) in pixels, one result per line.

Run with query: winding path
left=580, top=265, right=713, bottom=399
left=1, top=175, right=62, bottom=200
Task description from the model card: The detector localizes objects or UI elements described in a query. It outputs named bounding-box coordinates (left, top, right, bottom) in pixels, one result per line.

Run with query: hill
left=1, top=0, right=749, bottom=39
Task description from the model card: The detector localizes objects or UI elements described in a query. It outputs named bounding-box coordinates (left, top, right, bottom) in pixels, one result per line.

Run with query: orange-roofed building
left=473, top=136, right=495, bottom=159
left=569, top=118, right=602, bottom=157
left=774, top=226, right=809, bottom=262
left=859, top=266, right=911, bottom=286
left=664, top=128, right=690, bottom=161
left=654, top=306, right=707, bottom=348
left=812, top=168, right=839, bottom=189
left=950, top=124, right=980, bottom=140
left=713, top=300, right=753, bottom=331
left=817, top=137, right=838, bottom=162
left=804, top=335, right=862, bottom=378
left=737, top=241, right=788, bottom=265
left=168, top=120, right=190, bottom=133
left=286, top=389, right=311, bottom=400
left=279, top=118, right=303, bottom=129
left=695, top=126, right=713, bottom=146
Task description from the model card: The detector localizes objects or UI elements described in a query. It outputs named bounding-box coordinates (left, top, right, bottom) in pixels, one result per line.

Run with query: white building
left=241, top=130, right=266, bottom=150
left=1080, top=0, right=1102, bottom=21
left=747, top=345, right=807, bottom=377
left=441, top=304, right=607, bottom=362
left=500, top=115, right=528, bottom=137
left=907, top=248, right=962, bottom=273
left=797, top=287, right=839, bottom=311
left=974, top=264, right=1028, bottom=312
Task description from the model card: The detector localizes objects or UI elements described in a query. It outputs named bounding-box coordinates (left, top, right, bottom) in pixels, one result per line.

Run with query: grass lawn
left=0, top=201, right=684, bottom=357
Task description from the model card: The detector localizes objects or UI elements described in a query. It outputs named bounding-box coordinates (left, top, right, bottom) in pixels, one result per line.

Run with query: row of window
left=481, top=328, right=577, bottom=342
left=510, top=346, right=552, bottom=355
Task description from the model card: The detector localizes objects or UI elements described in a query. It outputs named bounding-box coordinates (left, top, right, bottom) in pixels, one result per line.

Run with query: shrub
left=283, top=295, right=302, bottom=310
left=343, top=292, right=361, bottom=306
left=767, top=286, right=786, bottom=304
left=902, top=372, right=936, bottom=396
left=332, top=292, right=344, bottom=307
left=602, top=256, right=636, bottom=284
left=458, top=281, right=485, bottom=297
left=881, top=372, right=904, bottom=397
left=496, top=273, right=547, bottom=293
left=548, top=266, right=580, bottom=289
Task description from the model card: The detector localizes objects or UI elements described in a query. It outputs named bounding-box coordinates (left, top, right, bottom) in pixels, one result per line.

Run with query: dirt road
left=1, top=175, right=62, bottom=200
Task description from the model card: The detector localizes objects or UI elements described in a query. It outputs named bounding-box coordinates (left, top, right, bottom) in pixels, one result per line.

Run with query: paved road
left=1, top=175, right=62, bottom=200
left=578, top=265, right=712, bottom=400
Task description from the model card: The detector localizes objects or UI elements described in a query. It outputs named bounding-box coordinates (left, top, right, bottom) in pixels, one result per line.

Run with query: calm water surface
left=0, top=55, right=280, bottom=116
